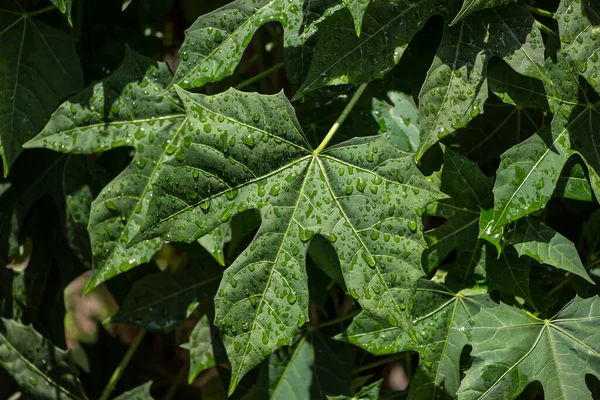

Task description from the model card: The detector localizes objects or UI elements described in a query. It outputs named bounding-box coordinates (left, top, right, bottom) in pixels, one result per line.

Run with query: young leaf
left=506, top=217, right=592, bottom=283
left=458, top=296, right=600, bottom=399
left=110, top=266, right=222, bottom=331
left=243, top=332, right=351, bottom=399
left=133, top=86, right=441, bottom=393
left=0, top=1, right=83, bottom=176
left=182, top=315, right=217, bottom=384
left=338, top=281, right=494, bottom=400
left=113, top=382, right=154, bottom=400
left=0, top=318, right=86, bottom=399
left=416, top=2, right=548, bottom=160
left=25, top=48, right=187, bottom=293
left=450, top=0, right=517, bottom=25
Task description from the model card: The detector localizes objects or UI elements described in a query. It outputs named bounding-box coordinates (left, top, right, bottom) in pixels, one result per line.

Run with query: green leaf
left=424, top=148, right=492, bottom=271
left=133, top=87, right=440, bottom=394
left=25, top=48, right=187, bottom=293
left=371, top=92, right=420, bottom=154
left=110, top=266, right=222, bottom=331
left=0, top=318, right=86, bottom=399
left=242, top=332, right=352, bottom=399
left=338, top=281, right=495, bottom=400
left=198, top=223, right=231, bottom=266
left=48, top=0, right=73, bottom=24
left=327, top=380, right=382, bottom=400
left=416, top=2, right=548, bottom=160
left=342, top=0, right=369, bottom=36
left=0, top=2, right=83, bottom=176
left=458, top=296, right=600, bottom=399
left=507, top=217, right=592, bottom=283
left=171, top=0, right=340, bottom=90
left=113, top=382, right=154, bottom=400
left=182, top=315, right=217, bottom=384
left=293, top=0, right=446, bottom=99
left=450, top=0, right=518, bottom=25
left=555, top=0, right=600, bottom=96
left=486, top=247, right=533, bottom=307
left=122, top=0, right=133, bottom=11
left=555, top=161, right=594, bottom=202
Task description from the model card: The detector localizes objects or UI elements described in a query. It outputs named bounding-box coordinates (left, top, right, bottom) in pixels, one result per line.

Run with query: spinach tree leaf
left=555, top=161, right=594, bottom=202
left=555, top=0, right=600, bottom=96
left=0, top=318, right=86, bottom=399
left=110, top=265, right=222, bottom=331
left=24, top=49, right=222, bottom=291
left=338, top=281, right=494, bottom=400
left=342, top=0, right=369, bottom=36
left=133, top=87, right=440, bottom=393
left=0, top=2, right=83, bottom=176
left=171, top=0, right=340, bottom=90
left=451, top=0, right=518, bottom=25
left=458, top=296, right=600, bottom=399
left=506, top=217, right=592, bottom=283
left=416, top=2, right=548, bottom=160
left=243, top=332, right=351, bottom=399
left=486, top=247, right=534, bottom=307
left=182, top=315, right=217, bottom=383
left=113, top=382, right=153, bottom=400
left=49, top=0, right=73, bottom=24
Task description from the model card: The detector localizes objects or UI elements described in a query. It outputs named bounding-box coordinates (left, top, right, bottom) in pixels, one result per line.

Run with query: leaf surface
left=451, top=0, right=517, bottom=25
left=113, top=382, right=154, bottom=400
left=338, top=282, right=494, bottom=399
left=458, top=296, right=600, bottom=399
left=0, top=2, right=83, bottom=175
left=0, top=318, right=86, bottom=399
left=133, top=86, right=440, bottom=393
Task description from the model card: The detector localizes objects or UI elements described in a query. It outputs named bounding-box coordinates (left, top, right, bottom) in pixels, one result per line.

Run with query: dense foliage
left=1, top=0, right=600, bottom=398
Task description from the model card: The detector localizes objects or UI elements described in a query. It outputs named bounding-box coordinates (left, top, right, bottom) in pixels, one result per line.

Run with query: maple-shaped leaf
left=338, top=281, right=495, bottom=399
left=132, top=86, right=441, bottom=393
left=450, top=0, right=518, bottom=25
left=0, top=318, right=87, bottom=399
left=0, top=1, right=83, bottom=176
left=25, top=48, right=223, bottom=292
left=243, top=331, right=352, bottom=399
left=416, top=1, right=549, bottom=160
left=171, top=0, right=341, bottom=90
left=458, top=296, right=600, bottom=399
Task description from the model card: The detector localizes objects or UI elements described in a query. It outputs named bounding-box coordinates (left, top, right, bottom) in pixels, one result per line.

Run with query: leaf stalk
left=99, top=328, right=147, bottom=400
left=235, top=62, right=284, bottom=90
left=527, top=5, right=555, bottom=19
left=314, top=83, right=368, bottom=155
left=27, top=5, right=57, bottom=17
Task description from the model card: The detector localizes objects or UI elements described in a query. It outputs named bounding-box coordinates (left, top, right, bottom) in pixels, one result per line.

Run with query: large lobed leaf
left=132, top=86, right=441, bottom=392
left=0, top=318, right=86, bottom=399
left=458, top=296, right=600, bottom=399
left=0, top=1, right=83, bottom=176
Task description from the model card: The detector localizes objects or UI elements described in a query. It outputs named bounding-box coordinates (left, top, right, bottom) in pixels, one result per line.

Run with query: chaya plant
left=1, top=0, right=600, bottom=399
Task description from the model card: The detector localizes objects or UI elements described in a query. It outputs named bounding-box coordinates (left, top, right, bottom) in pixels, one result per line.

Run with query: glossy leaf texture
left=182, top=315, right=218, bottom=384
left=342, top=0, right=369, bottom=36
left=338, top=281, right=494, bottom=399
left=49, top=0, right=73, bottom=24
left=110, top=264, right=222, bottom=331
left=242, top=331, right=352, bottom=399
left=450, top=0, right=518, bottom=25
left=133, top=86, right=441, bottom=393
left=0, top=1, right=83, bottom=176
left=416, top=1, right=548, bottom=159
left=0, top=318, right=86, bottom=399
left=458, top=296, right=600, bottom=399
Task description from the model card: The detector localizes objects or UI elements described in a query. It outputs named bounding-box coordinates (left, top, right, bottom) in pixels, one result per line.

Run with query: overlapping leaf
left=243, top=332, right=351, bottom=399
left=0, top=318, right=86, bottom=399
left=458, top=296, right=600, bottom=399
left=0, top=1, right=83, bottom=175
left=450, top=0, right=517, bottom=25
left=113, top=382, right=154, bottom=400
left=132, top=86, right=440, bottom=393
left=338, top=281, right=495, bottom=399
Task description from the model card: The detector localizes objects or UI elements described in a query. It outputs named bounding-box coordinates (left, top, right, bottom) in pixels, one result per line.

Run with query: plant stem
left=534, top=20, right=558, bottom=37
left=235, top=62, right=284, bottom=90
left=353, top=354, right=405, bottom=374
left=308, top=309, right=360, bottom=331
left=163, top=361, right=188, bottom=400
left=314, top=83, right=368, bottom=155
left=99, top=329, right=147, bottom=400
left=527, top=5, right=554, bottom=19
left=27, top=5, right=56, bottom=17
